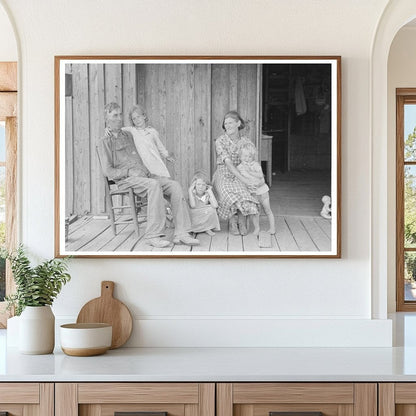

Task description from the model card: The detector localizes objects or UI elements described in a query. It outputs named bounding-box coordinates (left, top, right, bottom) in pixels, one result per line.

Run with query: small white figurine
left=320, top=195, right=331, bottom=219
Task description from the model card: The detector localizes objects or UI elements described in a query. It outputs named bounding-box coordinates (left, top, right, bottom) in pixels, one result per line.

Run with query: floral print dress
left=213, top=134, right=259, bottom=220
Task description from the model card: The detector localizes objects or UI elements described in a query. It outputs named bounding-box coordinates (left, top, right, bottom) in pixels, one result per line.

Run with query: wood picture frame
left=55, top=56, right=341, bottom=258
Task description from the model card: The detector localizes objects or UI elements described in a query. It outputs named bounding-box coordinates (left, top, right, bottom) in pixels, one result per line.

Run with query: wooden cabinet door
left=379, top=383, right=416, bottom=416
left=55, top=383, right=215, bottom=416
left=217, top=383, right=377, bottom=416
left=0, top=383, right=53, bottom=415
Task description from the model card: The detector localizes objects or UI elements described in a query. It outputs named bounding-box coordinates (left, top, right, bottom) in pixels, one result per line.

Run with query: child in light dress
left=188, top=172, right=220, bottom=236
left=237, top=143, right=276, bottom=236
left=114, top=105, right=175, bottom=177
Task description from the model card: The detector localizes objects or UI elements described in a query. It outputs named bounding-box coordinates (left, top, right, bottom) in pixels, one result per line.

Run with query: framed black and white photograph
left=55, top=56, right=341, bottom=258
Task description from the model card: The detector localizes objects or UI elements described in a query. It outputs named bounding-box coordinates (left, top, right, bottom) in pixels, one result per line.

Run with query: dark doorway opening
left=262, top=63, right=332, bottom=177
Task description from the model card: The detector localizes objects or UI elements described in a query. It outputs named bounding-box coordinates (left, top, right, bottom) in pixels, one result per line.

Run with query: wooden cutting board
left=76, top=281, right=133, bottom=349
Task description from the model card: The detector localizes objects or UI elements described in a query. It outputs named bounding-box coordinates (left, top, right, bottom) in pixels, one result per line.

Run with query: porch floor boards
left=66, top=214, right=331, bottom=253
left=65, top=170, right=332, bottom=253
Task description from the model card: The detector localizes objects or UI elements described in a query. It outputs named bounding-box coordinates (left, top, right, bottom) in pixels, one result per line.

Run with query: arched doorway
left=371, top=0, right=416, bottom=318
left=387, top=17, right=416, bottom=312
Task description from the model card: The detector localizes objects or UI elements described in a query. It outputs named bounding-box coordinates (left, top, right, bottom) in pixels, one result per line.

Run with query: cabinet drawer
left=0, top=383, right=53, bottom=415
left=78, top=383, right=200, bottom=403
left=218, top=383, right=376, bottom=416
left=56, top=383, right=215, bottom=416
left=0, top=383, right=39, bottom=403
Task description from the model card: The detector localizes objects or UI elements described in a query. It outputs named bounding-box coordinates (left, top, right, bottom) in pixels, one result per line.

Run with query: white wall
left=387, top=26, right=416, bottom=312
left=0, top=3, right=16, bottom=61
left=0, top=0, right=394, bottom=347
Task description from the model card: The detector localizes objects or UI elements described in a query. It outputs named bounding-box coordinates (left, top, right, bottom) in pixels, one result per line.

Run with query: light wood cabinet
left=55, top=383, right=215, bottom=416
left=217, top=383, right=377, bottom=416
left=0, top=383, right=53, bottom=415
left=378, top=383, right=416, bottom=416
left=2, top=380, right=414, bottom=416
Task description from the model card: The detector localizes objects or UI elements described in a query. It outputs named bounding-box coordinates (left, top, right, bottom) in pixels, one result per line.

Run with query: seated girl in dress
left=237, top=143, right=276, bottom=236
left=188, top=172, right=220, bottom=236
left=106, top=105, right=174, bottom=177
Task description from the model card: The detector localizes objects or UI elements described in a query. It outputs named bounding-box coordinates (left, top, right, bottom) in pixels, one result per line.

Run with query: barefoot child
left=188, top=173, right=220, bottom=236
left=237, top=144, right=275, bottom=236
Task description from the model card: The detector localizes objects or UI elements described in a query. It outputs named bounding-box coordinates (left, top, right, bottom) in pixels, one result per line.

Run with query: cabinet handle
left=270, top=413, right=323, bottom=416
left=115, top=412, right=168, bottom=416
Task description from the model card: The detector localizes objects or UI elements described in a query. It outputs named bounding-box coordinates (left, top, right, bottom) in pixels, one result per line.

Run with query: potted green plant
left=3, top=245, right=71, bottom=354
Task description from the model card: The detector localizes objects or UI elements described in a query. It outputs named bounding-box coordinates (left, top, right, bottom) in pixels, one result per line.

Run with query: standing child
left=188, top=173, right=220, bottom=236
left=105, top=105, right=175, bottom=177
left=237, top=143, right=276, bottom=236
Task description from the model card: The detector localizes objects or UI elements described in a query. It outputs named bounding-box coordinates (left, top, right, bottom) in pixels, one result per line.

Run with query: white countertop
left=2, top=313, right=416, bottom=382
left=2, top=345, right=416, bottom=382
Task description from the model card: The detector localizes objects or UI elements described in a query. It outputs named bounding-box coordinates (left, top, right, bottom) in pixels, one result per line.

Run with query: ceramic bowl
left=60, top=323, right=112, bottom=356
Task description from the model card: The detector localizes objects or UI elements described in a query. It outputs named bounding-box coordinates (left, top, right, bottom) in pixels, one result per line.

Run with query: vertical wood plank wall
left=72, top=64, right=91, bottom=216
left=88, top=64, right=106, bottom=215
left=65, top=63, right=260, bottom=217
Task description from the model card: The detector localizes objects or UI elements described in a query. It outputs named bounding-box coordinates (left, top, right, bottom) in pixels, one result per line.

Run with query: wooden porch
left=65, top=170, right=332, bottom=254
left=65, top=213, right=331, bottom=253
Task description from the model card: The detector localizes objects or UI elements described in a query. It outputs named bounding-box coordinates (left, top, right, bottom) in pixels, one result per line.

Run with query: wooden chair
left=104, top=178, right=146, bottom=237
left=96, top=149, right=146, bottom=237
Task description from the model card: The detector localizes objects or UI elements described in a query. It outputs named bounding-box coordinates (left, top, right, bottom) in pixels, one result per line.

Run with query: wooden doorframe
left=0, top=62, right=17, bottom=327
left=256, top=63, right=262, bottom=152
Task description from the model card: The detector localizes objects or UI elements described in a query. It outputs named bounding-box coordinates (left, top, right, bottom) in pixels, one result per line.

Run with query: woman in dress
left=212, top=111, right=259, bottom=235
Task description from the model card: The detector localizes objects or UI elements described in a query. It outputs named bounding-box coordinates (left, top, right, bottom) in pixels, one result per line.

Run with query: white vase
left=19, top=306, right=55, bottom=354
